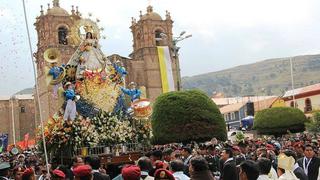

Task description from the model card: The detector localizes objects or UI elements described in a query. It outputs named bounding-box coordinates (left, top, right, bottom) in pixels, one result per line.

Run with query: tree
left=253, top=107, right=308, bottom=135
left=151, top=90, right=227, bottom=144
left=306, top=111, right=320, bottom=133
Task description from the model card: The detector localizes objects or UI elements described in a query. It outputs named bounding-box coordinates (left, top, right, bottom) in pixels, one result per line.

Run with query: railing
left=73, top=142, right=148, bottom=157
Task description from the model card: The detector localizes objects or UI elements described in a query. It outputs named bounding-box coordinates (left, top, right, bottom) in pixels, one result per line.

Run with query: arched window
left=58, top=26, right=68, bottom=45
left=305, top=98, right=312, bottom=112
left=155, top=29, right=163, bottom=46
left=290, top=101, right=294, bottom=107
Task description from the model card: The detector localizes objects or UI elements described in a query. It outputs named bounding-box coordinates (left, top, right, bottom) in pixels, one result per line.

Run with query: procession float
left=37, top=18, right=152, bottom=164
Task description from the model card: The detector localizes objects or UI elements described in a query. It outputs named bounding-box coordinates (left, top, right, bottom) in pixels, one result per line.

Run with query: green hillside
left=182, top=54, right=320, bottom=97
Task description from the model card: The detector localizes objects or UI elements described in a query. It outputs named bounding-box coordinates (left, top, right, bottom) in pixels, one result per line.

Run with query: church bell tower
left=34, top=0, right=80, bottom=121
left=128, top=6, right=180, bottom=101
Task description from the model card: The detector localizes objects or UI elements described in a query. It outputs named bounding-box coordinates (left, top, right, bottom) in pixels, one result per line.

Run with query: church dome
left=141, top=6, right=162, bottom=21
left=47, top=7, right=69, bottom=16
left=46, top=0, right=69, bottom=16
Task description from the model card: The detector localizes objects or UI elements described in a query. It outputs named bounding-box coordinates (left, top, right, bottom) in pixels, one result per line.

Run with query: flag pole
left=10, top=96, right=16, bottom=145
left=290, top=57, right=296, bottom=108
left=21, top=0, right=50, bottom=174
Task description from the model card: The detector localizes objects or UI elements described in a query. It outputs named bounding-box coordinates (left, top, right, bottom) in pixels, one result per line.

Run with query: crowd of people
left=0, top=133, right=320, bottom=180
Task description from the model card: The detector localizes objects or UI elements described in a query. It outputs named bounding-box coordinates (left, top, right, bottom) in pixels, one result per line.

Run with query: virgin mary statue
left=80, top=32, right=107, bottom=71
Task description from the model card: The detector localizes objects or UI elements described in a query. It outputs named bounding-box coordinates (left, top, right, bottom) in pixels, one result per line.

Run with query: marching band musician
left=48, top=62, right=63, bottom=98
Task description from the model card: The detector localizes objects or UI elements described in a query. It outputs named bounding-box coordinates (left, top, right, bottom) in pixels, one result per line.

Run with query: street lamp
left=172, top=31, right=192, bottom=91
left=172, top=33, right=192, bottom=58
left=160, top=31, right=192, bottom=91
left=160, top=32, right=192, bottom=58
left=180, top=31, right=186, bottom=36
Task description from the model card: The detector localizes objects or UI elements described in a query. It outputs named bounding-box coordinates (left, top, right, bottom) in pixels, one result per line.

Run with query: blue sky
left=1, top=0, right=320, bottom=95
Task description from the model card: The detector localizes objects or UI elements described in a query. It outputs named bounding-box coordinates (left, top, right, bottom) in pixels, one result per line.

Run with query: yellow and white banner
left=157, top=46, right=175, bottom=93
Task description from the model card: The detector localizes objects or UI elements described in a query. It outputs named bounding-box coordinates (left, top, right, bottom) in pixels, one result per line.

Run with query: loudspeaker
left=246, top=102, right=254, bottom=116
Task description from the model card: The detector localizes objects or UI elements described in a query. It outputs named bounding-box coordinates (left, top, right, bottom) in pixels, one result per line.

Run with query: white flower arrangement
left=38, top=112, right=152, bottom=154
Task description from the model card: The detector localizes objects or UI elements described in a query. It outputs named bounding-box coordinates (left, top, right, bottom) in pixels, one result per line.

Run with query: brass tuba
left=44, top=48, right=61, bottom=63
left=43, top=48, right=65, bottom=85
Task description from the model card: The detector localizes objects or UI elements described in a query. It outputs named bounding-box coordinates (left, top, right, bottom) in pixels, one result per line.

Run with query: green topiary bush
left=253, top=107, right=308, bottom=135
left=151, top=90, right=227, bottom=144
left=306, top=111, right=320, bottom=133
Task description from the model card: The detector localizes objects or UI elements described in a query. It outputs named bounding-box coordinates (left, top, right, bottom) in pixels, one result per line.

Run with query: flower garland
left=37, top=112, right=152, bottom=154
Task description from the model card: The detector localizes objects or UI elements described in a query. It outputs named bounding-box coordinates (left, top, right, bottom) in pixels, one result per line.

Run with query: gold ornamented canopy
left=68, top=18, right=101, bottom=45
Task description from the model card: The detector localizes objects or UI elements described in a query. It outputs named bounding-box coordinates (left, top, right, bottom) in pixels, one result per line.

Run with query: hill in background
left=182, top=54, right=320, bottom=97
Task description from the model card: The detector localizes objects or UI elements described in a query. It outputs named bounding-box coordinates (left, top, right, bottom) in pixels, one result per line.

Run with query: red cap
left=232, top=146, right=241, bottom=152
left=266, top=144, right=274, bottom=151
left=73, top=165, right=92, bottom=177
left=293, top=142, right=303, bottom=148
left=22, top=168, right=34, bottom=177
left=154, top=169, right=175, bottom=180
left=53, top=169, right=66, bottom=178
left=121, top=165, right=141, bottom=180
left=155, top=161, right=164, bottom=169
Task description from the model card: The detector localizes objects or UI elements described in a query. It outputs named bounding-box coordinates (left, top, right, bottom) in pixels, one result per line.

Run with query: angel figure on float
left=63, top=82, right=77, bottom=123
left=76, top=56, right=86, bottom=81
left=121, top=82, right=141, bottom=102
left=115, top=82, right=141, bottom=115
left=112, top=60, right=127, bottom=85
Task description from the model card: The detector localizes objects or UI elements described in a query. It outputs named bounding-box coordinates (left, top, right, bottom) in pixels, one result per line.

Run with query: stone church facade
left=0, top=90, right=36, bottom=144
left=33, top=0, right=181, bottom=122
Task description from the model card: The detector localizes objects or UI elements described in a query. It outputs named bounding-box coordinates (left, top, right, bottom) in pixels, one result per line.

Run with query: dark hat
left=238, top=141, right=248, bottom=148
left=182, top=146, right=192, bottom=154
left=152, top=150, right=163, bottom=158
left=73, top=165, right=92, bottom=177
left=154, top=169, right=175, bottom=180
left=163, top=148, right=173, bottom=155
left=121, top=165, right=141, bottom=180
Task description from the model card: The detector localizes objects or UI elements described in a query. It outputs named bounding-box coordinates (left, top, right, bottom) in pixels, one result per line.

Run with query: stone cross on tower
left=53, top=0, right=60, bottom=7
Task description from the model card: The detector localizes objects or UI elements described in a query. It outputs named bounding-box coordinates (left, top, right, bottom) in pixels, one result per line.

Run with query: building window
left=230, top=112, right=235, bottom=120
left=224, top=114, right=229, bottom=121
left=58, top=26, right=68, bottom=45
left=290, top=101, right=294, bottom=107
left=305, top=98, right=312, bottom=112
left=155, top=30, right=163, bottom=46
left=21, top=106, right=25, bottom=113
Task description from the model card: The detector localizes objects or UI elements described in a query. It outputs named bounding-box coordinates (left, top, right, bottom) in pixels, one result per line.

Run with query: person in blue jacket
left=49, top=62, right=63, bottom=98
left=63, top=82, right=77, bottom=121
left=121, top=82, right=141, bottom=102
left=113, top=60, right=127, bottom=84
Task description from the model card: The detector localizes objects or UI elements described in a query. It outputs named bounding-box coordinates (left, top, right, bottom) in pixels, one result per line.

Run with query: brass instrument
left=43, top=48, right=65, bottom=85
left=44, top=48, right=61, bottom=63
